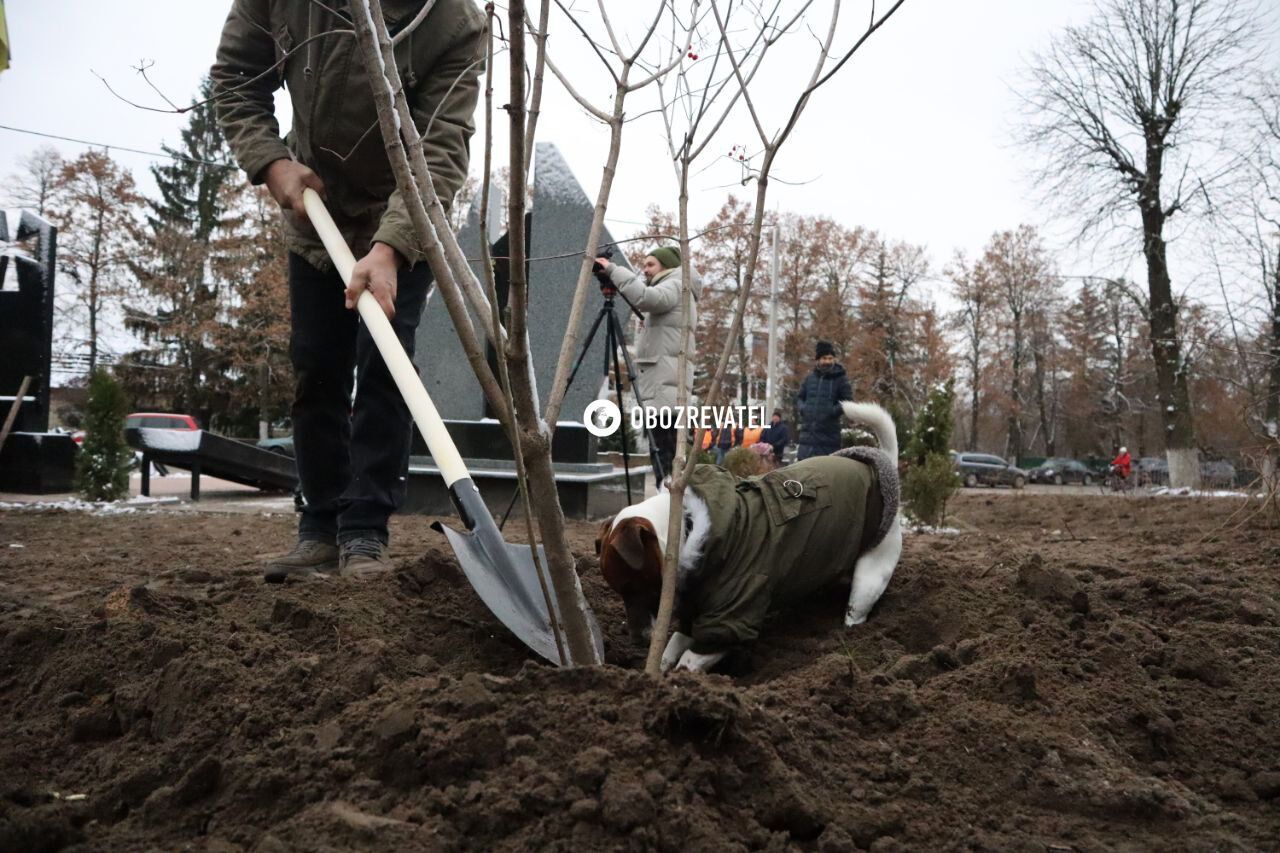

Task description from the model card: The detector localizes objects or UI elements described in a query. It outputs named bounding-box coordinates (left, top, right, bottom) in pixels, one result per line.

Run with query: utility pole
left=765, top=222, right=780, bottom=413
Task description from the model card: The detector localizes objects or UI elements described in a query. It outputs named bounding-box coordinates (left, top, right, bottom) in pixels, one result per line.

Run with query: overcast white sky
left=1, top=0, right=1274, bottom=304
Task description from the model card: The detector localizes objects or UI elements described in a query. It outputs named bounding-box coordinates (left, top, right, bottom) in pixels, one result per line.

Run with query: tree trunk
left=1008, top=321, right=1023, bottom=463
left=1140, top=202, right=1200, bottom=488
left=88, top=207, right=105, bottom=375
left=348, top=0, right=596, bottom=664
left=968, top=343, right=980, bottom=452
left=1266, top=262, right=1280, bottom=438
left=1264, top=277, right=1280, bottom=491
left=502, top=0, right=597, bottom=666
left=258, top=362, right=270, bottom=441
left=1032, top=333, right=1054, bottom=457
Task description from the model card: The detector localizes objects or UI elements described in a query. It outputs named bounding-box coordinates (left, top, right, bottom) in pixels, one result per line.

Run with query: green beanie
left=649, top=246, right=681, bottom=270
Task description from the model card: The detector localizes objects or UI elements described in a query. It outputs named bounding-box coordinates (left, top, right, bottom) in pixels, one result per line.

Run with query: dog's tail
left=840, top=401, right=898, bottom=460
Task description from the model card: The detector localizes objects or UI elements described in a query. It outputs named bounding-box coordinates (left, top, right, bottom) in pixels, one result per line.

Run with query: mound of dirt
left=1, top=493, right=1278, bottom=850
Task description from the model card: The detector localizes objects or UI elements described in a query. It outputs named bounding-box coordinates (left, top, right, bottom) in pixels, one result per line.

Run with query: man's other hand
left=263, top=159, right=325, bottom=216
left=347, top=242, right=404, bottom=319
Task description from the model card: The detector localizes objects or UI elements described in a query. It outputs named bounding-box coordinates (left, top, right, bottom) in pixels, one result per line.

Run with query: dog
left=596, top=401, right=903, bottom=673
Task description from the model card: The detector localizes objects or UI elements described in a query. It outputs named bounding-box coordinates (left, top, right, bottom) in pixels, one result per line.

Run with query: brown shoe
left=339, top=538, right=391, bottom=577
left=264, top=539, right=339, bottom=583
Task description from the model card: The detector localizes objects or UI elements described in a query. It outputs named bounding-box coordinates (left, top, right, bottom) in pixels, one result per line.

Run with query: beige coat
left=211, top=0, right=485, bottom=269
left=606, top=263, right=703, bottom=412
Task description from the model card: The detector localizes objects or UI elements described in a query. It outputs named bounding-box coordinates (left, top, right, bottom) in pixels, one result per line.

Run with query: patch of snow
left=137, top=428, right=201, bottom=452
left=0, top=494, right=175, bottom=516
left=1151, top=487, right=1256, bottom=499
left=905, top=522, right=961, bottom=536
left=9, top=543, right=24, bottom=548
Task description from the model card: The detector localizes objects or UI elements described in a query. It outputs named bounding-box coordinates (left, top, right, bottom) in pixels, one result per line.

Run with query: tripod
left=499, top=281, right=663, bottom=529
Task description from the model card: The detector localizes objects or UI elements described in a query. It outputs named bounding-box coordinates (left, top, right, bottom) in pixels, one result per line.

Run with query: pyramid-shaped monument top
left=415, top=142, right=627, bottom=428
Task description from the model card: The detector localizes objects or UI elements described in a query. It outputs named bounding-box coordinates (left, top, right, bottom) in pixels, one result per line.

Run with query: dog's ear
left=594, top=517, right=615, bottom=557
left=610, top=519, right=656, bottom=571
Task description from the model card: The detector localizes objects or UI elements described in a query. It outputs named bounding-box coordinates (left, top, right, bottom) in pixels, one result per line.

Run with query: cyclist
left=1109, top=446, right=1132, bottom=488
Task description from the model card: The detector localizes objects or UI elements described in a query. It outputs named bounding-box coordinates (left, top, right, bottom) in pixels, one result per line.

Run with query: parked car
left=50, top=425, right=86, bottom=446
left=256, top=436, right=295, bottom=458
left=1027, top=458, right=1094, bottom=486
left=1135, top=456, right=1169, bottom=487
left=954, top=452, right=1028, bottom=489
left=1200, top=459, right=1237, bottom=489
left=124, top=412, right=199, bottom=431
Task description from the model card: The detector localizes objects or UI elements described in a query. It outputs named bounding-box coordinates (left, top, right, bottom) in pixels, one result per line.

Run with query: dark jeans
left=797, top=443, right=838, bottom=461
left=288, top=252, right=432, bottom=545
left=648, top=426, right=677, bottom=482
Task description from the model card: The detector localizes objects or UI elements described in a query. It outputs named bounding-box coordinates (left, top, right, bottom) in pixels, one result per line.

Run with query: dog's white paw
left=675, top=648, right=726, bottom=673
left=844, top=610, right=867, bottom=627
left=660, top=632, right=695, bottom=673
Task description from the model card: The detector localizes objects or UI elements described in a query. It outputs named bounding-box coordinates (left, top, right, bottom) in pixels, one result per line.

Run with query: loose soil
left=1, top=492, right=1278, bottom=851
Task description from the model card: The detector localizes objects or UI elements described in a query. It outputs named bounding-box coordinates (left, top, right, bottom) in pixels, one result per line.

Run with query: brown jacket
left=210, top=0, right=485, bottom=269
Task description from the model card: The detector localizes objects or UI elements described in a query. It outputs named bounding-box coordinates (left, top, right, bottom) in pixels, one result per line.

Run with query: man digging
left=211, top=0, right=486, bottom=581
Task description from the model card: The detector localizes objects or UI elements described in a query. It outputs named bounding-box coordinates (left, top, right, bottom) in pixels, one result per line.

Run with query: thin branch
left=391, top=0, right=439, bottom=46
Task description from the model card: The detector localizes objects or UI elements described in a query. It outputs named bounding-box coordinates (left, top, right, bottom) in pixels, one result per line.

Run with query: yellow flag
left=0, top=1, right=10, bottom=74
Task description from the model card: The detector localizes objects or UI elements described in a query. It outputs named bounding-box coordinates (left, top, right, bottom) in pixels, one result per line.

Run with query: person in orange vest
left=714, top=425, right=741, bottom=465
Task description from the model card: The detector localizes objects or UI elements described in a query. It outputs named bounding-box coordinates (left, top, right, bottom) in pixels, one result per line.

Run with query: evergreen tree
left=907, top=379, right=956, bottom=464
left=75, top=370, right=132, bottom=501
left=123, top=77, right=236, bottom=426
left=148, top=77, right=233, bottom=239
left=903, top=379, right=959, bottom=526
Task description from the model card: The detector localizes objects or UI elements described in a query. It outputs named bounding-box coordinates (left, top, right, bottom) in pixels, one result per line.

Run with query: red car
left=124, top=412, right=200, bottom=431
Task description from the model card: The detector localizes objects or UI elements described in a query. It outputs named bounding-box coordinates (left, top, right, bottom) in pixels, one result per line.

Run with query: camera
left=593, top=245, right=616, bottom=290
left=592, top=244, right=615, bottom=274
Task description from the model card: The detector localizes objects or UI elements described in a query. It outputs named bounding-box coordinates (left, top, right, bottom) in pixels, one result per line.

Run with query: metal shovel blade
left=301, top=190, right=604, bottom=666
left=433, top=515, right=604, bottom=666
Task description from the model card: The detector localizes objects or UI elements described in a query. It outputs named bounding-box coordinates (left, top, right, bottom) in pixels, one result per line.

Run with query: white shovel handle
left=302, top=188, right=469, bottom=486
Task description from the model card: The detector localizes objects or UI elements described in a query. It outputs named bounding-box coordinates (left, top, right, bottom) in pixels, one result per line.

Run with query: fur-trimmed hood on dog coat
left=676, top=455, right=883, bottom=655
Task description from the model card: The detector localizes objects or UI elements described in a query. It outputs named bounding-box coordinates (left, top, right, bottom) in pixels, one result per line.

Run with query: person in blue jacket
left=760, top=409, right=791, bottom=466
left=795, top=341, right=853, bottom=460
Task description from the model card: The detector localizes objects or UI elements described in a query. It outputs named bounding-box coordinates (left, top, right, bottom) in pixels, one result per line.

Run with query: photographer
left=593, top=246, right=702, bottom=479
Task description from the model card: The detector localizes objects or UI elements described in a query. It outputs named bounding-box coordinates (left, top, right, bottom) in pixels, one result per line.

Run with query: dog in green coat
left=596, top=402, right=902, bottom=673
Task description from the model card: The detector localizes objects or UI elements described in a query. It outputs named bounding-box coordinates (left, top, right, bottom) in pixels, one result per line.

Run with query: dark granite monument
left=407, top=143, right=636, bottom=518
left=417, top=143, right=631, bottom=433
left=0, top=209, right=56, bottom=433
left=0, top=210, right=73, bottom=494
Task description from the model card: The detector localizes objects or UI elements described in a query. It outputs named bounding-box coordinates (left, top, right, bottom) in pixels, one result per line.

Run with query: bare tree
left=1021, top=0, right=1263, bottom=487
left=1100, top=278, right=1147, bottom=452
left=982, top=226, right=1056, bottom=462
left=535, top=2, right=699, bottom=432
left=1244, top=72, right=1280, bottom=484
left=860, top=238, right=928, bottom=412
left=342, top=0, right=601, bottom=664
left=644, top=0, right=909, bottom=674
left=4, top=146, right=63, bottom=216
left=1028, top=296, right=1064, bottom=457
left=948, top=252, right=993, bottom=452
left=47, top=150, right=145, bottom=376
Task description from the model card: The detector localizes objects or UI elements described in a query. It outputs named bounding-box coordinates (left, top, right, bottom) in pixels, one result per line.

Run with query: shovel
left=302, top=189, right=603, bottom=666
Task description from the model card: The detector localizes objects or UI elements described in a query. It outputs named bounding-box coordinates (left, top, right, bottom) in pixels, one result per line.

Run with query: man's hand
left=347, top=243, right=404, bottom=319
left=263, top=159, right=325, bottom=216
left=593, top=256, right=614, bottom=273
